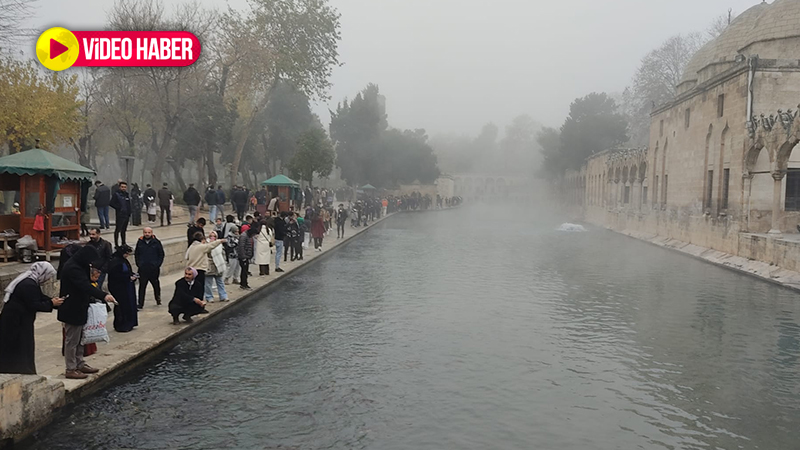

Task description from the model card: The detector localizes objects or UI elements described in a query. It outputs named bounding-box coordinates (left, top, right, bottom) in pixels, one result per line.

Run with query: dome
left=679, top=1, right=770, bottom=87
left=739, top=0, right=800, bottom=52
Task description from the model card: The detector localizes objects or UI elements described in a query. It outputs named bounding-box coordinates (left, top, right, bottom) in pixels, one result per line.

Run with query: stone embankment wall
left=0, top=375, right=65, bottom=447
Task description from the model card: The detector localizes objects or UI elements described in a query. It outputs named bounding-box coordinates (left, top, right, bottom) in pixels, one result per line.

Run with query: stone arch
left=622, top=166, right=629, bottom=184
left=639, top=162, right=647, bottom=181
left=776, top=138, right=800, bottom=173
left=745, top=139, right=768, bottom=174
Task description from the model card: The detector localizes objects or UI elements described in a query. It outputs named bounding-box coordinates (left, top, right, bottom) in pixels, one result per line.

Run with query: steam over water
left=23, top=206, right=800, bottom=449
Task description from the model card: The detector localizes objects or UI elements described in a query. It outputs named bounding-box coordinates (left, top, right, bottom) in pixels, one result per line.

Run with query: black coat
left=58, top=246, right=108, bottom=326
left=187, top=225, right=204, bottom=247
left=232, top=189, right=248, bottom=208
left=94, top=185, right=111, bottom=207
left=108, top=256, right=137, bottom=332
left=86, top=238, right=112, bottom=272
left=183, top=188, right=201, bottom=206
left=134, top=236, right=164, bottom=269
left=0, top=278, right=53, bottom=374
left=157, top=188, right=173, bottom=207
left=143, top=188, right=157, bottom=205
left=168, top=278, right=205, bottom=318
left=110, top=190, right=131, bottom=217
left=204, top=189, right=217, bottom=206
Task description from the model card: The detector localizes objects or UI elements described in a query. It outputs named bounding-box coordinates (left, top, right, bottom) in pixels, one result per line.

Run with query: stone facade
left=562, top=0, right=800, bottom=270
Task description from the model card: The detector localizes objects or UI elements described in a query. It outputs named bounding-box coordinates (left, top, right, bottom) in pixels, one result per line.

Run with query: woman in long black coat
left=169, top=267, right=206, bottom=324
left=131, top=183, right=143, bottom=226
left=0, top=262, right=61, bottom=374
left=108, top=245, right=138, bottom=332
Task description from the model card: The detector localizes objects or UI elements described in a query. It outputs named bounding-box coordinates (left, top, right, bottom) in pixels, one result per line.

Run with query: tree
left=261, top=81, right=320, bottom=174
left=707, top=9, right=736, bottom=40
left=174, top=90, right=238, bottom=187
left=622, top=33, right=705, bottom=146
left=379, top=128, right=440, bottom=186
left=330, top=83, right=387, bottom=187
left=537, top=127, right=564, bottom=179
left=0, top=0, right=35, bottom=50
left=287, top=128, right=335, bottom=186
left=0, top=57, right=82, bottom=154
left=219, top=0, right=341, bottom=186
left=500, top=114, right=541, bottom=174
left=557, top=92, right=629, bottom=172
left=107, top=0, right=217, bottom=187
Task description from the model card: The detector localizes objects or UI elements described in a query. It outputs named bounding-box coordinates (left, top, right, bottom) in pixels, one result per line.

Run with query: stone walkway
left=30, top=212, right=389, bottom=400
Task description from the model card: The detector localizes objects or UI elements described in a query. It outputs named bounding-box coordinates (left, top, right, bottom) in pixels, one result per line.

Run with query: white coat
left=255, top=225, right=273, bottom=265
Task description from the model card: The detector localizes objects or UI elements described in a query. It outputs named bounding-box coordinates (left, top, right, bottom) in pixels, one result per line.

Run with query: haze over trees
left=330, top=83, right=440, bottom=188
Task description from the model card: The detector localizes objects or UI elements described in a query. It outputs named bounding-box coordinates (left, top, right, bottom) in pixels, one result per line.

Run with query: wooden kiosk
left=261, top=175, right=301, bottom=212
left=0, top=149, right=95, bottom=260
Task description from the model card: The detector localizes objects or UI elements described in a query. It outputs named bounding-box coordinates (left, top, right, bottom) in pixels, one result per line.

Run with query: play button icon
left=49, top=39, right=69, bottom=59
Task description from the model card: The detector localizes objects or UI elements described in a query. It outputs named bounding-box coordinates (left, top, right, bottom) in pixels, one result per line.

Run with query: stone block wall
left=0, top=375, right=65, bottom=446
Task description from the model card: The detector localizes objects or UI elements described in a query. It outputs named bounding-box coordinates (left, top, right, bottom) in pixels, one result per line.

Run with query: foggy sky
left=25, top=0, right=759, bottom=135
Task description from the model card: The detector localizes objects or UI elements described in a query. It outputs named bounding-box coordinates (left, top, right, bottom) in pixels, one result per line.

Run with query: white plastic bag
left=81, top=303, right=110, bottom=345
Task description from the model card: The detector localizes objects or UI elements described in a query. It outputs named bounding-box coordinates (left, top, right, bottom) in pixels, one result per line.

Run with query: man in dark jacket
left=232, top=186, right=248, bottom=220
left=273, top=213, right=286, bottom=273
left=86, top=227, right=113, bottom=289
left=109, top=181, right=131, bottom=248
left=205, top=186, right=218, bottom=223
left=58, top=245, right=115, bottom=379
left=134, top=227, right=164, bottom=309
left=183, top=184, right=201, bottom=225
left=187, top=218, right=205, bottom=248
left=157, top=183, right=173, bottom=227
left=93, top=180, right=111, bottom=229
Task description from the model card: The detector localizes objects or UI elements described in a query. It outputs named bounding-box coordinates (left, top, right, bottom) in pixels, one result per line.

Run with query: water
left=23, top=206, right=800, bottom=449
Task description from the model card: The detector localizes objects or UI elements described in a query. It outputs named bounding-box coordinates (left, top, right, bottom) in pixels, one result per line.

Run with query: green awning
left=261, top=174, right=300, bottom=188
left=0, top=149, right=95, bottom=181
left=360, top=184, right=377, bottom=190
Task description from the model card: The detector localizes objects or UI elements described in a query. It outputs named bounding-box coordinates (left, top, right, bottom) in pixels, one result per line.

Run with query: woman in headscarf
left=59, top=245, right=115, bottom=380
left=108, top=245, right=138, bottom=332
left=204, top=231, right=228, bottom=303
left=185, top=231, right=226, bottom=288
left=131, top=183, right=143, bottom=227
left=0, top=262, right=61, bottom=374
left=169, top=268, right=207, bottom=324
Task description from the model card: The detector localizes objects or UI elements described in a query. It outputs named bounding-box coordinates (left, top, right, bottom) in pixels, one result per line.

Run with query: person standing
left=185, top=231, right=225, bottom=289
left=0, top=263, right=62, bottom=374
left=158, top=183, right=173, bottom=227
left=183, top=184, right=201, bottom=225
left=255, top=218, right=273, bottom=276
left=273, top=212, right=286, bottom=273
left=110, top=181, right=131, bottom=248
left=216, top=185, right=226, bottom=217
left=232, top=186, right=248, bottom=221
left=237, top=227, right=255, bottom=290
left=59, top=246, right=115, bottom=379
left=224, top=226, right=241, bottom=285
left=131, top=183, right=143, bottom=227
left=143, top=184, right=157, bottom=224
left=86, top=227, right=113, bottom=289
left=107, top=245, right=138, bottom=333
left=168, top=268, right=206, bottom=324
left=256, top=186, right=268, bottom=215
left=93, top=180, right=111, bottom=230
left=204, top=231, right=228, bottom=303
left=336, top=204, right=348, bottom=239
left=134, top=227, right=164, bottom=308
left=311, top=212, right=325, bottom=252
left=205, top=186, right=218, bottom=223
left=187, top=218, right=206, bottom=248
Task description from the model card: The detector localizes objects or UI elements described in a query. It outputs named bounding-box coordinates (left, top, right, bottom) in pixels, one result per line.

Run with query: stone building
left=565, top=0, right=800, bottom=270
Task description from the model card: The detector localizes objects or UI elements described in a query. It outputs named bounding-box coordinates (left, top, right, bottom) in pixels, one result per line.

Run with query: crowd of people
left=0, top=178, right=464, bottom=380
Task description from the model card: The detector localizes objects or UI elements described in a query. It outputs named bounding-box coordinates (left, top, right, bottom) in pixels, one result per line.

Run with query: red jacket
left=311, top=216, right=325, bottom=238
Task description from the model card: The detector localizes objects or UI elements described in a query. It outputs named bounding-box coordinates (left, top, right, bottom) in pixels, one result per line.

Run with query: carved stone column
left=769, top=170, right=785, bottom=235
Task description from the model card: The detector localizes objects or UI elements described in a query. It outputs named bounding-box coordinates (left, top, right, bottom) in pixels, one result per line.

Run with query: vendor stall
left=0, top=149, right=95, bottom=260
left=261, top=175, right=301, bottom=212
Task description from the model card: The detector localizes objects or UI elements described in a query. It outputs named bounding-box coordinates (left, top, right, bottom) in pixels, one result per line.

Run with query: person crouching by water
left=108, top=245, right=138, bottom=333
left=169, top=268, right=207, bottom=324
left=0, top=262, right=62, bottom=374
left=58, top=246, right=116, bottom=379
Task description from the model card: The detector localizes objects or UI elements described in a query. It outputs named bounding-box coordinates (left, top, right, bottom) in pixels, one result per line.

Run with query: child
left=224, top=227, right=241, bottom=285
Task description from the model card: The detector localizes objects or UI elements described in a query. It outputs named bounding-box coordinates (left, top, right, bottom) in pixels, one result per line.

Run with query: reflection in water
left=22, top=206, right=800, bottom=449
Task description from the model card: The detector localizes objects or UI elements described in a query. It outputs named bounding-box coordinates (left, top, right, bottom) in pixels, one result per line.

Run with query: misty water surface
left=22, top=206, right=800, bottom=449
